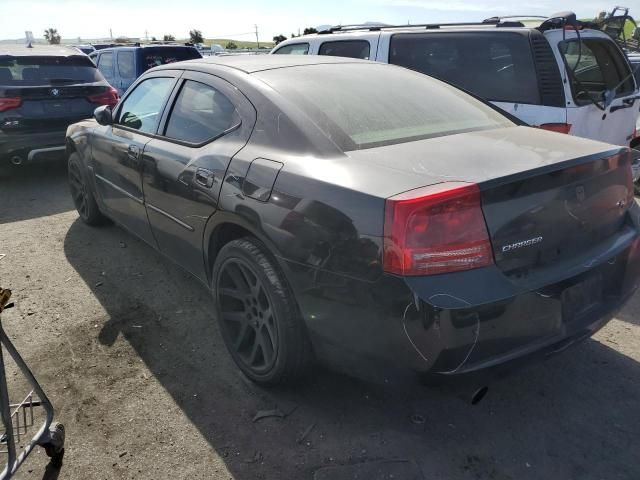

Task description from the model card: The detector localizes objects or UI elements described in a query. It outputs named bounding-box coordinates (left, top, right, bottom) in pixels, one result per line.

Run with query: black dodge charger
left=65, top=55, right=640, bottom=385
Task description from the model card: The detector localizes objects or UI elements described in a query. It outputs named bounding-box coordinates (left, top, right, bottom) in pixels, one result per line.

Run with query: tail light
left=0, top=97, right=22, bottom=113
left=87, top=87, right=119, bottom=107
left=537, top=123, right=572, bottom=134
left=383, top=182, right=494, bottom=276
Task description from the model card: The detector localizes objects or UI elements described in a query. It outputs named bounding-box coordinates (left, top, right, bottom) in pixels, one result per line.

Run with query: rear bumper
left=0, top=128, right=67, bottom=164
left=287, top=222, right=640, bottom=381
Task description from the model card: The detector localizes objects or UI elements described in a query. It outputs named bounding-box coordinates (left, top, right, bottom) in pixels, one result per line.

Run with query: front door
left=553, top=32, right=638, bottom=146
left=91, top=73, right=178, bottom=245
left=141, top=71, right=256, bottom=280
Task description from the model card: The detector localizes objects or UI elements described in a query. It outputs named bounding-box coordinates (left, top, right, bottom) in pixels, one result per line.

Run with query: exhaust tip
left=470, top=386, right=489, bottom=405
left=10, top=156, right=23, bottom=166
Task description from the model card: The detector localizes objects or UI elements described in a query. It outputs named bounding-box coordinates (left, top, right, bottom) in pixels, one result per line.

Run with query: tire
left=68, top=152, right=108, bottom=226
left=212, top=237, right=312, bottom=385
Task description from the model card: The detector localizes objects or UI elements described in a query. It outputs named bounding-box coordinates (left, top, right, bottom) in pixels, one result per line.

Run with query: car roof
left=161, top=54, right=370, bottom=73
left=0, top=44, right=86, bottom=57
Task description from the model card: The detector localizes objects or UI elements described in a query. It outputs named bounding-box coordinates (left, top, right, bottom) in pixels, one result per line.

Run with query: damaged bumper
left=290, top=223, right=640, bottom=382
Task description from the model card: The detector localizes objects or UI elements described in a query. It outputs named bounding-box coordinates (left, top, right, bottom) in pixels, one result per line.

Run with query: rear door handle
left=195, top=168, right=215, bottom=188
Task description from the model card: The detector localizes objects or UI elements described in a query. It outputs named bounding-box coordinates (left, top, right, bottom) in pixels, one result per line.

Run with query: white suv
left=272, top=15, right=639, bottom=146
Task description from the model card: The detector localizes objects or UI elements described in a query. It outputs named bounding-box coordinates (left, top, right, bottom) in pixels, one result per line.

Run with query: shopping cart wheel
left=43, top=422, right=65, bottom=468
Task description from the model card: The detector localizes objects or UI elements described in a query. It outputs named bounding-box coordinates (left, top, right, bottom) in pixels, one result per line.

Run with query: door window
left=163, top=80, right=239, bottom=144
left=117, top=51, right=136, bottom=79
left=560, top=39, right=635, bottom=105
left=272, top=43, right=309, bottom=55
left=117, top=77, right=174, bottom=134
left=97, top=52, right=114, bottom=79
left=319, top=40, right=370, bottom=59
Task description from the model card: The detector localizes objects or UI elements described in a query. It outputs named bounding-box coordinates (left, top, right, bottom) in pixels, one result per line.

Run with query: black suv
left=0, top=45, right=118, bottom=172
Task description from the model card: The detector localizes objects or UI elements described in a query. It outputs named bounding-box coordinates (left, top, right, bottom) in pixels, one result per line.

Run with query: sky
left=0, top=0, right=629, bottom=43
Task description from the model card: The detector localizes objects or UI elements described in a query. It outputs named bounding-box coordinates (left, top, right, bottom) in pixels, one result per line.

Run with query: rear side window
left=560, top=39, right=635, bottom=105
left=389, top=32, right=540, bottom=104
left=0, top=55, right=102, bottom=86
left=117, top=77, right=174, bottom=134
left=142, top=48, right=201, bottom=72
left=256, top=64, right=513, bottom=151
left=319, top=41, right=370, bottom=59
left=273, top=43, right=309, bottom=55
left=164, top=80, right=239, bottom=144
left=117, top=51, right=135, bottom=79
left=97, top=52, right=114, bottom=79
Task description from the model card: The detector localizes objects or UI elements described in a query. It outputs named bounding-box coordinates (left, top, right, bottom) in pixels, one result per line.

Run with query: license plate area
left=562, top=273, right=604, bottom=323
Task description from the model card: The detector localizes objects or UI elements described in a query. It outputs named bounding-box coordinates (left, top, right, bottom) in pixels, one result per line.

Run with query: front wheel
left=68, top=153, right=108, bottom=226
left=212, top=237, right=312, bottom=385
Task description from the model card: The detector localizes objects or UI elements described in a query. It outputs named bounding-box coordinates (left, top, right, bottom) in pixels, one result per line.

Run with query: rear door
left=550, top=30, right=638, bottom=145
left=141, top=71, right=256, bottom=280
left=91, top=71, right=179, bottom=245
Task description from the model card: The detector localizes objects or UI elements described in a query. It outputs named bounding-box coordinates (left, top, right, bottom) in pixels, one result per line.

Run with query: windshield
left=256, top=63, right=514, bottom=150
left=0, top=55, right=102, bottom=86
left=142, top=48, right=201, bottom=71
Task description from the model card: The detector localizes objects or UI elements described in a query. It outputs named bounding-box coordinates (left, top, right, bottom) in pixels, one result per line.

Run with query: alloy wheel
left=216, top=258, right=279, bottom=374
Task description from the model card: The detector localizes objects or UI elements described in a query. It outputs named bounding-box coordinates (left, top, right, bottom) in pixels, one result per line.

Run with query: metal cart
left=0, top=288, right=65, bottom=479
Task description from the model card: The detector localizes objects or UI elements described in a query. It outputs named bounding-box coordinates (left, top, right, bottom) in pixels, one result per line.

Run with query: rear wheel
left=68, top=153, right=107, bottom=226
left=212, top=237, right=312, bottom=385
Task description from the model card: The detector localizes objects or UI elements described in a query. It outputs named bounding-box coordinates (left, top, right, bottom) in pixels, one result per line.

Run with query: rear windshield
left=389, top=32, right=540, bottom=105
left=0, top=55, right=102, bottom=86
left=256, top=64, right=513, bottom=151
left=142, top=48, right=201, bottom=71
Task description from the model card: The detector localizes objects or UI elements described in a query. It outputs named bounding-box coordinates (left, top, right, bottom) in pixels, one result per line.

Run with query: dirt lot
left=0, top=163, right=639, bottom=480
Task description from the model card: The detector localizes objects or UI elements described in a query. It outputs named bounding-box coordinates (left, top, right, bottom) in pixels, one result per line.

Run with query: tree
left=189, top=29, right=204, bottom=44
left=163, top=34, right=175, bottom=42
left=226, top=41, right=238, bottom=50
left=44, top=28, right=61, bottom=45
left=115, top=36, right=129, bottom=43
left=272, top=34, right=287, bottom=45
left=303, top=27, right=318, bottom=35
left=151, top=36, right=157, bottom=41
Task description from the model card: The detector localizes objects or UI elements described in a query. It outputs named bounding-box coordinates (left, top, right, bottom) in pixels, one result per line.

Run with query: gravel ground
left=0, top=163, right=639, bottom=480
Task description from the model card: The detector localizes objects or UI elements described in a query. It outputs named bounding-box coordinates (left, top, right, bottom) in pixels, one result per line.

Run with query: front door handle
left=195, top=168, right=215, bottom=188
left=127, top=144, right=140, bottom=161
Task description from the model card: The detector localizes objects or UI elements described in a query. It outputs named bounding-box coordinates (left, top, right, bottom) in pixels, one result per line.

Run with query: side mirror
left=603, top=89, right=616, bottom=109
left=94, top=105, right=113, bottom=126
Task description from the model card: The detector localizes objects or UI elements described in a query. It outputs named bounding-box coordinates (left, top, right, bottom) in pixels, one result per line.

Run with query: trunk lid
left=1, top=84, right=110, bottom=132
left=344, top=126, right=633, bottom=277
left=481, top=150, right=632, bottom=279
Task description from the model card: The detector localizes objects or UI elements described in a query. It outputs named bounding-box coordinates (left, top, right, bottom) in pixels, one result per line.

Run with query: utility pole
left=254, top=24, right=259, bottom=49
left=109, top=28, right=113, bottom=40
left=145, top=29, right=149, bottom=42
